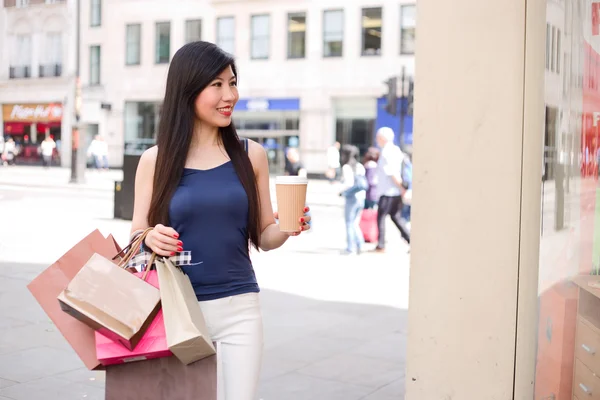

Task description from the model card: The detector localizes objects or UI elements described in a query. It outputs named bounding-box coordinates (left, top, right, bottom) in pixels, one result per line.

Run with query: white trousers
left=199, top=292, right=264, bottom=400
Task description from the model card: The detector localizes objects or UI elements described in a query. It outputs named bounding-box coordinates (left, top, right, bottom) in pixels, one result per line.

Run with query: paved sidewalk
left=0, top=166, right=409, bottom=400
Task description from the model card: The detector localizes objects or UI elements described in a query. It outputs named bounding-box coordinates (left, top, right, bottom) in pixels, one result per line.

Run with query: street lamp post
left=70, top=0, right=85, bottom=184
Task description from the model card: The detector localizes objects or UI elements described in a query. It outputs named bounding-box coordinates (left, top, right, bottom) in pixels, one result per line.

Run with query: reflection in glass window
left=323, top=10, right=343, bottom=57
left=362, top=7, right=382, bottom=56
left=251, top=15, right=270, bottom=59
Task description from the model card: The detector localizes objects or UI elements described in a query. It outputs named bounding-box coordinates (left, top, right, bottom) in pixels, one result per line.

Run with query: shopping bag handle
left=113, top=228, right=154, bottom=270
left=112, top=228, right=151, bottom=260
left=140, top=253, right=160, bottom=281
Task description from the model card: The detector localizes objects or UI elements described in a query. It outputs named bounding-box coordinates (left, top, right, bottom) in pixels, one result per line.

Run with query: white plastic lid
left=275, top=176, right=308, bottom=185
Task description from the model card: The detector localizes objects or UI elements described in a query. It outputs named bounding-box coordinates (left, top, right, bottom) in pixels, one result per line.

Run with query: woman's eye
left=230, top=81, right=237, bottom=87
left=213, top=82, right=222, bottom=87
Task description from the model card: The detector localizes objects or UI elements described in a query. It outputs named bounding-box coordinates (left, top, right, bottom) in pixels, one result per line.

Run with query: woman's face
left=194, top=65, right=239, bottom=128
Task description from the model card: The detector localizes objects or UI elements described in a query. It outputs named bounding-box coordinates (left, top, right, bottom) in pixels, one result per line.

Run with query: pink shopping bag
left=360, top=209, right=379, bottom=243
left=95, top=270, right=172, bottom=366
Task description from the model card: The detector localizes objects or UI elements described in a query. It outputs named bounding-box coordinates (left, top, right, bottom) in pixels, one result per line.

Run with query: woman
left=363, top=147, right=380, bottom=209
left=339, top=144, right=366, bottom=255
left=130, top=42, right=311, bottom=400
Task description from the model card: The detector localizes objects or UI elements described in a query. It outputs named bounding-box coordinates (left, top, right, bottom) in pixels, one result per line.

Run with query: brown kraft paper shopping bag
left=155, top=257, right=215, bottom=365
left=105, top=354, right=217, bottom=400
left=27, top=230, right=118, bottom=370
left=58, top=253, right=161, bottom=351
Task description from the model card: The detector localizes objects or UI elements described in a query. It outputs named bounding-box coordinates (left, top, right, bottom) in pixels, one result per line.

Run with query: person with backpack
left=339, top=144, right=367, bottom=255
left=372, top=127, right=410, bottom=253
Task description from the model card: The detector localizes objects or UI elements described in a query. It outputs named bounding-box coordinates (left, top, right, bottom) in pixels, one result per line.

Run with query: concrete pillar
left=405, top=0, right=546, bottom=398
left=31, top=123, right=37, bottom=144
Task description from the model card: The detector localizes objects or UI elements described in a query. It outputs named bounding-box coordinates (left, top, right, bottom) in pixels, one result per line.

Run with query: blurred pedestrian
left=40, top=136, right=56, bottom=169
left=339, top=144, right=366, bottom=255
left=326, top=141, right=341, bottom=182
left=129, top=41, right=311, bottom=400
left=363, top=147, right=380, bottom=209
left=2, top=137, right=16, bottom=166
left=284, top=147, right=307, bottom=177
left=87, top=135, right=109, bottom=171
left=372, top=127, right=410, bottom=252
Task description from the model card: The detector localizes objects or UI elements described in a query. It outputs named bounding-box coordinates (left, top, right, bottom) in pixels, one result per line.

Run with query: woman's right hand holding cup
left=144, top=224, right=183, bottom=256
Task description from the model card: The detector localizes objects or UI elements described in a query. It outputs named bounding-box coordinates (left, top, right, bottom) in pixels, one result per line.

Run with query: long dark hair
left=147, top=41, right=261, bottom=250
left=341, top=144, right=360, bottom=169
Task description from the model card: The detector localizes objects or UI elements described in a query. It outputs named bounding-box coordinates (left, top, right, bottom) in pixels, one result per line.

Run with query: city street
left=0, top=166, right=409, bottom=400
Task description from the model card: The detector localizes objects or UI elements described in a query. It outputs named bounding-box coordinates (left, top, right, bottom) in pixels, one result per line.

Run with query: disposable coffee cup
left=275, top=176, right=308, bottom=233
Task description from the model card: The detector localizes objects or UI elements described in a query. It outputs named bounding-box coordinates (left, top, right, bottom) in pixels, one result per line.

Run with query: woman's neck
left=191, top=120, right=220, bottom=150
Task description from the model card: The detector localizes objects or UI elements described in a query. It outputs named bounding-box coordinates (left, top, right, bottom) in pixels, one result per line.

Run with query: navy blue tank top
left=168, top=158, right=259, bottom=301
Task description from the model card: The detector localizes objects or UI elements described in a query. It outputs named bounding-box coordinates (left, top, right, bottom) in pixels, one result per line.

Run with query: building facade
left=79, top=0, right=416, bottom=172
left=0, top=0, right=75, bottom=166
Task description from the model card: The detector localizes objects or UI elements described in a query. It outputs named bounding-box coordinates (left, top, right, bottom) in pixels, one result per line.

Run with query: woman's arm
left=130, top=146, right=180, bottom=256
left=130, top=146, right=157, bottom=236
left=248, top=140, right=313, bottom=251
left=248, top=140, right=291, bottom=251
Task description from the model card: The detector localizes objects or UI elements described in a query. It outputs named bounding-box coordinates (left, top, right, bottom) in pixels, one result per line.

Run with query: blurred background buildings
left=0, top=0, right=416, bottom=174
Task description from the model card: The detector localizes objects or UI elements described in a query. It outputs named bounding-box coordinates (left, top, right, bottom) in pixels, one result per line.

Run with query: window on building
left=10, top=34, right=31, bottom=79
left=126, top=24, right=141, bottom=65
left=251, top=14, right=270, bottom=59
left=287, top=13, right=306, bottom=59
left=336, top=118, right=375, bottom=155
left=90, top=0, right=101, bottom=27
left=216, top=17, right=235, bottom=54
left=16, top=0, right=29, bottom=8
left=155, top=22, right=171, bottom=64
left=551, top=26, right=556, bottom=72
left=400, top=5, right=416, bottom=55
left=185, top=19, right=202, bottom=43
left=90, top=45, right=101, bottom=85
left=546, top=24, right=551, bottom=70
left=556, top=29, right=561, bottom=74
left=124, top=102, right=162, bottom=155
left=362, top=7, right=382, bottom=56
left=40, top=32, right=62, bottom=77
left=323, top=10, right=343, bottom=57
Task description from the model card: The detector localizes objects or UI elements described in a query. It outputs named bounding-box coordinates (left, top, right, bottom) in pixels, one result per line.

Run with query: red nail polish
left=173, top=234, right=179, bottom=239
left=177, top=241, right=183, bottom=246
left=170, top=252, right=176, bottom=256
left=300, top=218, right=305, bottom=223
left=177, top=247, right=183, bottom=252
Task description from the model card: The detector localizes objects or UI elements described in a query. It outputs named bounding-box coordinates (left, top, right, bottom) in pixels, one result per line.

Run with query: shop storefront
left=233, top=98, right=300, bottom=175
left=333, top=98, right=376, bottom=156
left=2, top=103, right=63, bottom=164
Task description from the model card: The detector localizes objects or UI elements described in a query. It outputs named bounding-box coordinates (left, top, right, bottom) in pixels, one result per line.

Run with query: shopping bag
left=95, top=269, right=172, bottom=365
left=27, top=230, right=116, bottom=370
left=360, top=208, right=379, bottom=243
left=156, top=257, right=215, bottom=365
left=58, top=252, right=161, bottom=351
left=105, top=354, right=217, bottom=400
